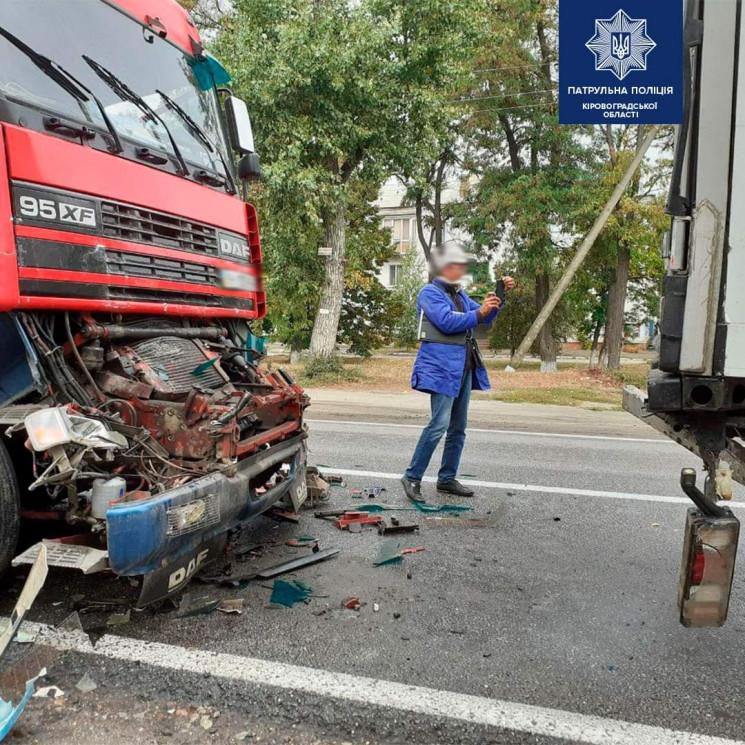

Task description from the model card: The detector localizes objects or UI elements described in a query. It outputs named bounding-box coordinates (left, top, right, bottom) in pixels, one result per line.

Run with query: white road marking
left=324, top=467, right=745, bottom=509
left=25, top=622, right=744, bottom=745
left=308, top=418, right=671, bottom=444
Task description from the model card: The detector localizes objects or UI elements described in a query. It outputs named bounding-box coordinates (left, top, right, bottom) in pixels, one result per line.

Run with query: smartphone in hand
left=494, top=279, right=506, bottom=304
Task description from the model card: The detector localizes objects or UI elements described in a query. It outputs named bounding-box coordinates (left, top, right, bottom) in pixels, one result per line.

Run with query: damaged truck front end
left=0, top=313, right=308, bottom=606
left=0, top=0, right=309, bottom=605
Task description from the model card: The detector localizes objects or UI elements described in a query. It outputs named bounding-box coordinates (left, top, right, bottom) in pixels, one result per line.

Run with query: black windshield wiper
left=82, top=55, right=190, bottom=176
left=0, top=27, right=122, bottom=153
left=155, top=89, right=236, bottom=194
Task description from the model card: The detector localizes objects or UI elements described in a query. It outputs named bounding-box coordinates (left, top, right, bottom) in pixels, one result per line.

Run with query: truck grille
left=101, top=202, right=219, bottom=257
left=106, top=250, right=219, bottom=286
left=129, top=337, right=227, bottom=392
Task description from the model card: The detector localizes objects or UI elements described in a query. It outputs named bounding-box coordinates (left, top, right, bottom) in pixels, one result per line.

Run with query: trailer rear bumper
left=106, top=433, right=306, bottom=585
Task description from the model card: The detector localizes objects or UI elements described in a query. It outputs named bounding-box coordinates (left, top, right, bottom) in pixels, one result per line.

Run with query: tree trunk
left=600, top=246, right=631, bottom=370
left=535, top=273, right=557, bottom=372
left=588, top=315, right=603, bottom=367
left=309, top=201, right=346, bottom=357
left=432, top=155, right=447, bottom=251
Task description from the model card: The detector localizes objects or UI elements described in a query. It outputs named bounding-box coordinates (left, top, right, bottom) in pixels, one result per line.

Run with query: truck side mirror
left=237, top=153, right=261, bottom=182
left=224, top=96, right=255, bottom=154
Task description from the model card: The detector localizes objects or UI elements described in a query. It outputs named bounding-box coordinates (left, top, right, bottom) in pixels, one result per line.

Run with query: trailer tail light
left=679, top=508, right=740, bottom=627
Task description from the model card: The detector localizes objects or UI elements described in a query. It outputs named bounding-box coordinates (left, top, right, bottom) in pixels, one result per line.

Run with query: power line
left=467, top=102, right=556, bottom=116
left=469, top=62, right=558, bottom=75
left=453, top=88, right=557, bottom=104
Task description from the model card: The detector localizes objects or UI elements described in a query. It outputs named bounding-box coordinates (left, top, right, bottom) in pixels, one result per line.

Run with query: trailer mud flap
left=136, top=533, right=226, bottom=608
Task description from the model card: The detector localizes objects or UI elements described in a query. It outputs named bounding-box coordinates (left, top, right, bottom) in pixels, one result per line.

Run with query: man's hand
left=478, top=293, right=502, bottom=320
left=502, top=276, right=515, bottom=292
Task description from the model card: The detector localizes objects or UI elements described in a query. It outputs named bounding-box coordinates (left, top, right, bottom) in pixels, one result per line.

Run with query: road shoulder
left=303, top=388, right=662, bottom=439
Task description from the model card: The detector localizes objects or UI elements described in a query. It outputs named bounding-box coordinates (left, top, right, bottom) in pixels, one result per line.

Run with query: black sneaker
left=436, top=479, right=475, bottom=498
left=401, top=476, right=425, bottom=503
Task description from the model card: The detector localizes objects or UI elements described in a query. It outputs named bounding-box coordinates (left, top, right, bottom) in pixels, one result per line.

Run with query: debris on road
left=333, top=511, right=384, bottom=532
left=217, top=599, right=245, bottom=615
left=232, top=544, right=267, bottom=562
left=378, top=518, right=419, bottom=535
left=1, top=670, right=46, bottom=739
left=286, top=535, right=318, bottom=548
left=373, top=603, right=380, bottom=612
left=13, top=631, right=36, bottom=645
left=32, top=684, right=64, bottom=700
left=305, top=467, right=331, bottom=504
left=374, top=540, right=404, bottom=566
left=197, top=547, right=339, bottom=587
left=75, top=673, right=98, bottom=693
left=314, top=508, right=348, bottom=520
left=352, top=504, right=416, bottom=513
left=325, top=474, right=346, bottom=487
left=106, top=609, right=131, bottom=626
left=348, top=487, right=386, bottom=499
left=413, top=502, right=472, bottom=514
left=343, top=597, right=362, bottom=611
left=270, top=579, right=313, bottom=607
left=176, top=595, right=221, bottom=618
left=1, top=544, right=48, bottom=659
left=267, top=507, right=301, bottom=524
left=256, top=547, right=340, bottom=579
left=375, top=540, right=426, bottom=566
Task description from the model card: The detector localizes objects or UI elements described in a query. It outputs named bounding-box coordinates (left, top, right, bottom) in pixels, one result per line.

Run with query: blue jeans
left=405, top=373, right=472, bottom=483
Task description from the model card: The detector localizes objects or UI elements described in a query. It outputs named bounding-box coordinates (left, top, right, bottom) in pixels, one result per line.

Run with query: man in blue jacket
left=401, top=242, right=514, bottom=502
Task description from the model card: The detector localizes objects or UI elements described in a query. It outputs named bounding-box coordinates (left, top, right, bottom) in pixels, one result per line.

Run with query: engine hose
left=82, top=324, right=227, bottom=341
left=51, top=343, right=94, bottom=408
left=65, top=313, right=105, bottom=403
left=20, top=315, right=75, bottom=405
left=212, top=391, right=251, bottom=426
left=30, top=313, right=91, bottom=406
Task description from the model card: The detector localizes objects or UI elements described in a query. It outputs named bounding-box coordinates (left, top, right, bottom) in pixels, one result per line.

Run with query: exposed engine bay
left=2, top=311, right=308, bottom=533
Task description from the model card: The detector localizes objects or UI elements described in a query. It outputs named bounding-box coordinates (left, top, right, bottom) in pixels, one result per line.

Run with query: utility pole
left=507, top=124, right=659, bottom=371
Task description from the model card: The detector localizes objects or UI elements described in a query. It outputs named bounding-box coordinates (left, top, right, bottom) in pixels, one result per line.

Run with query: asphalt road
left=3, top=415, right=745, bottom=745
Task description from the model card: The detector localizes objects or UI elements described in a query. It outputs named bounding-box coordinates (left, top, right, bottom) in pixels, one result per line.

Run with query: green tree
left=373, top=0, right=486, bottom=267
left=567, top=124, right=670, bottom=368
left=391, top=248, right=427, bottom=348
left=452, top=0, right=589, bottom=372
left=339, top=272, right=403, bottom=357
left=214, top=0, right=406, bottom=357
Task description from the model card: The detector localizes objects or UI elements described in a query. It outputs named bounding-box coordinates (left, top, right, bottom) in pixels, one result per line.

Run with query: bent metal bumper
left=106, top=433, right=306, bottom=596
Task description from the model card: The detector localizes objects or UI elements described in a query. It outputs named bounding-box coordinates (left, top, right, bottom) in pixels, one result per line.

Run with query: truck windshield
left=0, top=0, right=230, bottom=180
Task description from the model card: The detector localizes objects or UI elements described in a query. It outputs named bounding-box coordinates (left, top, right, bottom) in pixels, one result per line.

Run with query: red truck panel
left=5, top=126, right=247, bottom=235
left=1, top=125, right=267, bottom=319
left=0, top=128, right=20, bottom=311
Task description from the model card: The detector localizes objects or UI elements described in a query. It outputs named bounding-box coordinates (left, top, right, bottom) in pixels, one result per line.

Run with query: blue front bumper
left=106, top=434, right=306, bottom=577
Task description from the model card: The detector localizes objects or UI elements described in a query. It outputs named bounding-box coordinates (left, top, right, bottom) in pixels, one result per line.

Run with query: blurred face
left=440, top=263, right=467, bottom=283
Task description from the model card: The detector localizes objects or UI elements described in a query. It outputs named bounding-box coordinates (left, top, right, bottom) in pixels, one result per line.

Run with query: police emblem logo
left=586, top=9, right=657, bottom=81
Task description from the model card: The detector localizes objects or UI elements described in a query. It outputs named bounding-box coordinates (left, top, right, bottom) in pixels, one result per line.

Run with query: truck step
left=12, top=540, right=109, bottom=574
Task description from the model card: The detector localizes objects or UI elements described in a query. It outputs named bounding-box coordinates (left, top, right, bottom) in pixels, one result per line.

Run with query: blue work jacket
left=411, top=280, right=501, bottom=398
